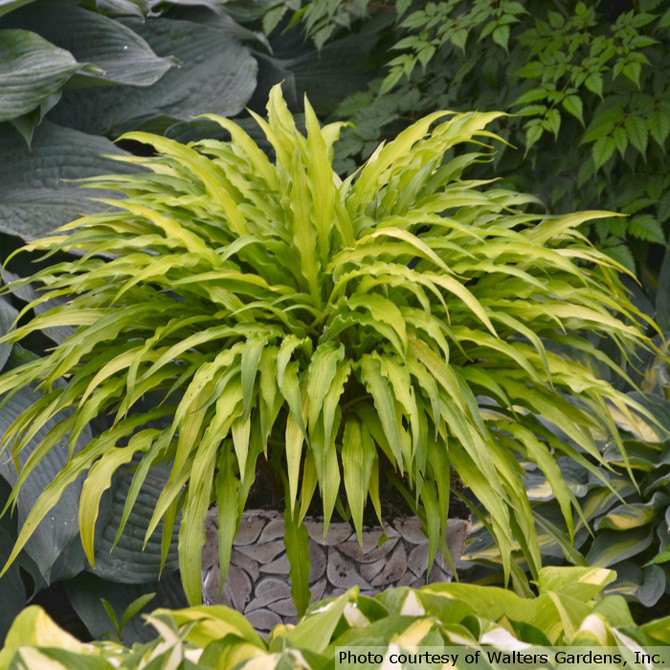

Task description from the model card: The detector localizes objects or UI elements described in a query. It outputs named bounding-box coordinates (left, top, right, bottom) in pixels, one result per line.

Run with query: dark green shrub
left=278, top=0, right=670, bottom=275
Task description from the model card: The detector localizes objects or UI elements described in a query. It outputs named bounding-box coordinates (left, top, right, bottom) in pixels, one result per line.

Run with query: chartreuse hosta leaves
left=2, top=568, right=670, bottom=669
left=0, top=85, right=660, bottom=606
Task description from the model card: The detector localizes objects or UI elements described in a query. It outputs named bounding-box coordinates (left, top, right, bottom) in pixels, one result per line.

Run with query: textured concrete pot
left=201, top=509, right=470, bottom=633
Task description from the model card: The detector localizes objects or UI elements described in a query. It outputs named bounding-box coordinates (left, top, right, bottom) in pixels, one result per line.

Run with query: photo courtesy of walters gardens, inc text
left=335, top=646, right=670, bottom=669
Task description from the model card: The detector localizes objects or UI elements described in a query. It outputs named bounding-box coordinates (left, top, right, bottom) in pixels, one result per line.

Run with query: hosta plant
left=2, top=567, right=670, bottom=669
left=464, top=327, right=670, bottom=613
left=0, top=85, right=657, bottom=608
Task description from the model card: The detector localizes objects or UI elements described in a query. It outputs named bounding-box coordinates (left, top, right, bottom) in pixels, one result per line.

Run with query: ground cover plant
left=2, top=567, right=670, bottom=669
left=464, top=442, right=670, bottom=613
left=0, top=84, right=661, bottom=630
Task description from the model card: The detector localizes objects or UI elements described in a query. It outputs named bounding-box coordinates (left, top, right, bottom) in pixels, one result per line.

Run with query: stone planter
left=201, top=509, right=470, bottom=633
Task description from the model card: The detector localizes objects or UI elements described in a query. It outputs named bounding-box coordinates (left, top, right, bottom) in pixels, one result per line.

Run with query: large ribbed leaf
left=50, top=16, right=257, bottom=135
left=88, top=461, right=180, bottom=583
left=2, top=3, right=176, bottom=86
left=658, top=252, right=670, bottom=333
left=0, top=121, right=138, bottom=240
left=0, top=0, right=37, bottom=17
left=1, top=275, right=75, bottom=345
left=287, top=32, right=377, bottom=115
left=96, top=0, right=147, bottom=17
left=0, top=29, right=79, bottom=122
left=0, top=388, right=90, bottom=582
left=0, top=478, right=25, bottom=644
left=0, top=299, right=17, bottom=371
left=254, top=30, right=373, bottom=116
left=0, top=526, right=25, bottom=644
left=586, top=527, right=653, bottom=568
left=148, top=0, right=229, bottom=9
left=608, top=562, right=666, bottom=609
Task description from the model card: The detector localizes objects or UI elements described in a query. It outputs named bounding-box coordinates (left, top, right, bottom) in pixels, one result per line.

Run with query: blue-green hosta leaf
left=162, top=6, right=268, bottom=51
left=256, top=30, right=374, bottom=116
left=0, top=121, right=139, bottom=240
left=1, top=276, right=75, bottom=345
left=64, top=570, right=187, bottom=645
left=605, top=562, right=666, bottom=608
left=0, top=29, right=79, bottom=122
left=658, top=252, right=670, bottom=332
left=0, top=527, right=26, bottom=643
left=2, top=3, right=176, bottom=86
left=635, top=568, right=667, bottom=610
left=586, top=527, right=653, bottom=568
left=9, top=89, right=60, bottom=148
left=0, top=388, right=89, bottom=582
left=148, top=0, right=229, bottom=9
left=0, top=299, right=18, bottom=371
left=89, top=460, right=180, bottom=583
left=0, top=0, right=36, bottom=16
left=96, top=0, right=147, bottom=17
left=50, top=17, right=257, bottom=135
left=147, top=0, right=207, bottom=5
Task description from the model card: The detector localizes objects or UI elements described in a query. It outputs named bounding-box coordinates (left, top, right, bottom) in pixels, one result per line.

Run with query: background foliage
left=0, top=0, right=375, bottom=243
left=276, top=0, right=670, bottom=279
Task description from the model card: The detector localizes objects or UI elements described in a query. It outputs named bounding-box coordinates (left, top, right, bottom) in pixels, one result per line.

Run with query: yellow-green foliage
left=1, top=568, right=670, bottom=669
left=0, top=86, right=657, bottom=605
